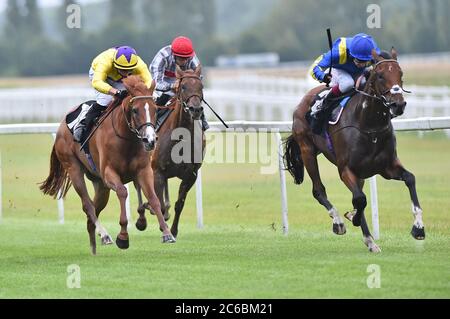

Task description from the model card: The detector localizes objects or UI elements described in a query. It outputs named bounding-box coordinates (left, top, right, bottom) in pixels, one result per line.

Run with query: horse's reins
left=329, top=59, right=411, bottom=143
left=79, top=97, right=121, bottom=151
left=175, top=74, right=229, bottom=128
left=354, top=59, right=412, bottom=108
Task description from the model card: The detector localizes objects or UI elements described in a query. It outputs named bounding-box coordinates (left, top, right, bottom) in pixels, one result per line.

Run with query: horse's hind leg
left=381, top=158, right=425, bottom=240
left=89, top=180, right=111, bottom=254
left=171, top=173, right=197, bottom=238
left=134, top=181, right=147, bottom=231
left=340, top=168, right=380, bottom=252
left=300, top=142, right=346, bottom=235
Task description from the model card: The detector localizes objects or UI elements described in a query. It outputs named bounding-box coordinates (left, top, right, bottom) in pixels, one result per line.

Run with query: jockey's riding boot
left=201, top=113, right=209, bottom=131
left=310, top=87, right=340, bottom=135
left=73, top=102, right=104, bottom=143
left=156, top=94, right=171, bottom=107
left=310, top=91, right=330, bottom=134
left=155, top=94, right=172, bottom=130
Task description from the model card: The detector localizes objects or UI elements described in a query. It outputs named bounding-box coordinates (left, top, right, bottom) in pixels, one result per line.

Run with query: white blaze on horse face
left=144, top=103, right=156, bottom=142
left=390, top=85, right=402, bottom=95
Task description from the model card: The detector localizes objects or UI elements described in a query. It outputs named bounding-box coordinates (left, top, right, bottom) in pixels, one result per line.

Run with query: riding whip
left=326, top=28, right=333, bottom=87
left=79, top=99, right=121, bottom=151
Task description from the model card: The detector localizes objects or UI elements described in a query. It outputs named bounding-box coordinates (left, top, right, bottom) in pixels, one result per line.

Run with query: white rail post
left=0, top=151, right=2, bottom=223
left=275, top=132, right=289, bottom=235
left=52, top=133, right=65, bottom=224
left=195, top=168, right=204, bottom=229
left=369, top=175, right=380, bottom=240
left=125, top=184, right=131, bottom=223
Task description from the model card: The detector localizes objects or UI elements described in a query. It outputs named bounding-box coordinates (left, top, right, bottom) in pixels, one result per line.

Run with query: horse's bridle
left=355, top=59, right=411, bottom=109
left=117, top=95, right=156, bottom=140
left=176, top=75, right=204, bottom=113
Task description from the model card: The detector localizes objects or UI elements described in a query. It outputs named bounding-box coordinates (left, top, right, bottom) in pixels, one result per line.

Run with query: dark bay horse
left=40, top=75, right=175, bottom=255
left=284, top=48, right=425, bottom=252
left=135, top=66, right=205, bottom=238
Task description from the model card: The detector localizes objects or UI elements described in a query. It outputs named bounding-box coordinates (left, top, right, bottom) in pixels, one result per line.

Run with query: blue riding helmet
left=349, top=33, right=379, bottom=61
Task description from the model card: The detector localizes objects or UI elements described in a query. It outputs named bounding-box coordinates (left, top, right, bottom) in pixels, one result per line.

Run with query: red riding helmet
left=171, top=36, right=195, bottom=58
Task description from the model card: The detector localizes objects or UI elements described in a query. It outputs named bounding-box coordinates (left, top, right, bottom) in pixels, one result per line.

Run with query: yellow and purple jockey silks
left=91, top=47, right=152, bottom=94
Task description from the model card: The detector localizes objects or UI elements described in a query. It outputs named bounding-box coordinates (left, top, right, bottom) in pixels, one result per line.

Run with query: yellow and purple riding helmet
left=113, top=46, right=139, bottom=70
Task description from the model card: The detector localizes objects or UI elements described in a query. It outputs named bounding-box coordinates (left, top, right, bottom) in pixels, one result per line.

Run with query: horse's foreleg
left=104, top=167, right=129, bottom=249
left=171, top=173, right=197, bottom=238
left=381, top=159, right=425, bottom=240
left=301, top=143, right=345, bottom=235
left=340, top=166, right=367, bottom=227
left=133, top=181, right=147, bottom=231
left=137, top=168, right=175, bottom=243
left=68, top=165, right=112, bottom=254
left=340, top=170, right=380, bottom=252
left=154, top=172, right=170, bottom=221
left=90, top=180, right=111, bottom=254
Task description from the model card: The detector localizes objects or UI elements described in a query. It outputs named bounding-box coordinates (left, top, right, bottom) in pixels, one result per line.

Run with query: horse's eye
left=132, top=108, right=138, bottom=114
left=181, top=84, right=186, bottom=91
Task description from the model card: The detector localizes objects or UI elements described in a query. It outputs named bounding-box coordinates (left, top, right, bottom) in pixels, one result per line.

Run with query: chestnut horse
left=134, top=66, right=205, bottom=239
left=40, top=76, right=175, bottom=255
left=284, top=49, right=425, bottom=252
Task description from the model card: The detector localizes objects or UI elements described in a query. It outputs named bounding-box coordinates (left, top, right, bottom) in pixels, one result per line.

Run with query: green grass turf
left=0, top=131, right=449, bottom=298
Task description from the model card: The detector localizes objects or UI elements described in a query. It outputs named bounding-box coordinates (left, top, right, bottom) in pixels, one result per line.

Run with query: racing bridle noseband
left=176, top=75, right=204, bottom=114
left=121, top=95, right=156, bottom=140
left=355, top=59, right=411, bottom=110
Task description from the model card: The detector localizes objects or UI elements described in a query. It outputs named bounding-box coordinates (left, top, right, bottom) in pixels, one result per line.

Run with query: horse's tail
left=39, top=145, right=72, bottom=199
left=283, top=134, right=304, bottom=185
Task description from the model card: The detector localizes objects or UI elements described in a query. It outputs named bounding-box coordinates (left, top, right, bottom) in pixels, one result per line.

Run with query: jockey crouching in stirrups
left=150, top=36, right=209, bottom=131
left=309, top=33, right=380, bottom=134
left=73, top=46, right=152, bottom=143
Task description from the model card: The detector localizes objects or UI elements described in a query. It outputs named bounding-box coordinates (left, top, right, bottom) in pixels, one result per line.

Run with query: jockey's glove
left=115, top=89, right=128, bottom=99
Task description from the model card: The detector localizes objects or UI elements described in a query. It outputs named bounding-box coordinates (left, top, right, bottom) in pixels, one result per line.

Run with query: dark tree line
left=0, top=0, right=448, bottom=76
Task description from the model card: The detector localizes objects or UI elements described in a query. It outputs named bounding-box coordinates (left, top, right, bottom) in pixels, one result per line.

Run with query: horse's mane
left=122, top=75, right=151, bottom=96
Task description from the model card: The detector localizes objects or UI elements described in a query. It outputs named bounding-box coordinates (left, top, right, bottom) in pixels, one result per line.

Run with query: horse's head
left=122, top=76, right=157, bottom=152
left=175, top=65, right=204, bottom=121
left=369, top=48, right=409, bottom=117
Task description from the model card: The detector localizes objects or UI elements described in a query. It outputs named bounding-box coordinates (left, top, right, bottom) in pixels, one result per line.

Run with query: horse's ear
left=391, top=46, right=398, bottom=60
left=194, top=64, right=202, bottom=77
left=175, top=64, right=184, bottom=78
left=372, top=49, right=383, bottom=62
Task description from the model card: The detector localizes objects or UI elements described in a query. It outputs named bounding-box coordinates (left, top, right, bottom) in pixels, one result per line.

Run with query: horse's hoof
left=344, top=210, right=355, bottom=222
left=161, top=234, right=176, bottom=243
left=135, top=219, right=147, bottom=231
left=101, top=235, right=114, bottom=245
left=116, top=236, right=130, bottom=249
left=164, top=212, right=171, bottom=221
left=333, top=223, right=346, bottom=235
left=411, top=225, right=425, bottom=240
left=368, top=244, right=382, bottom=253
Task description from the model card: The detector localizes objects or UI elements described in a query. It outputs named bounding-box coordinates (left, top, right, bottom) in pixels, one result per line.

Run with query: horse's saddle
left=65, top=100, right=96, bottom=135
left=306, top=90, right=355, bottom=126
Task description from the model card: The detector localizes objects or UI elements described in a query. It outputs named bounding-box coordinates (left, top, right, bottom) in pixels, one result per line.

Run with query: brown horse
left=284, top=48, right=425, bottom=252
left=40, top=75, right=175, bottom=255
left=134, top=66, right=205, bottom=239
